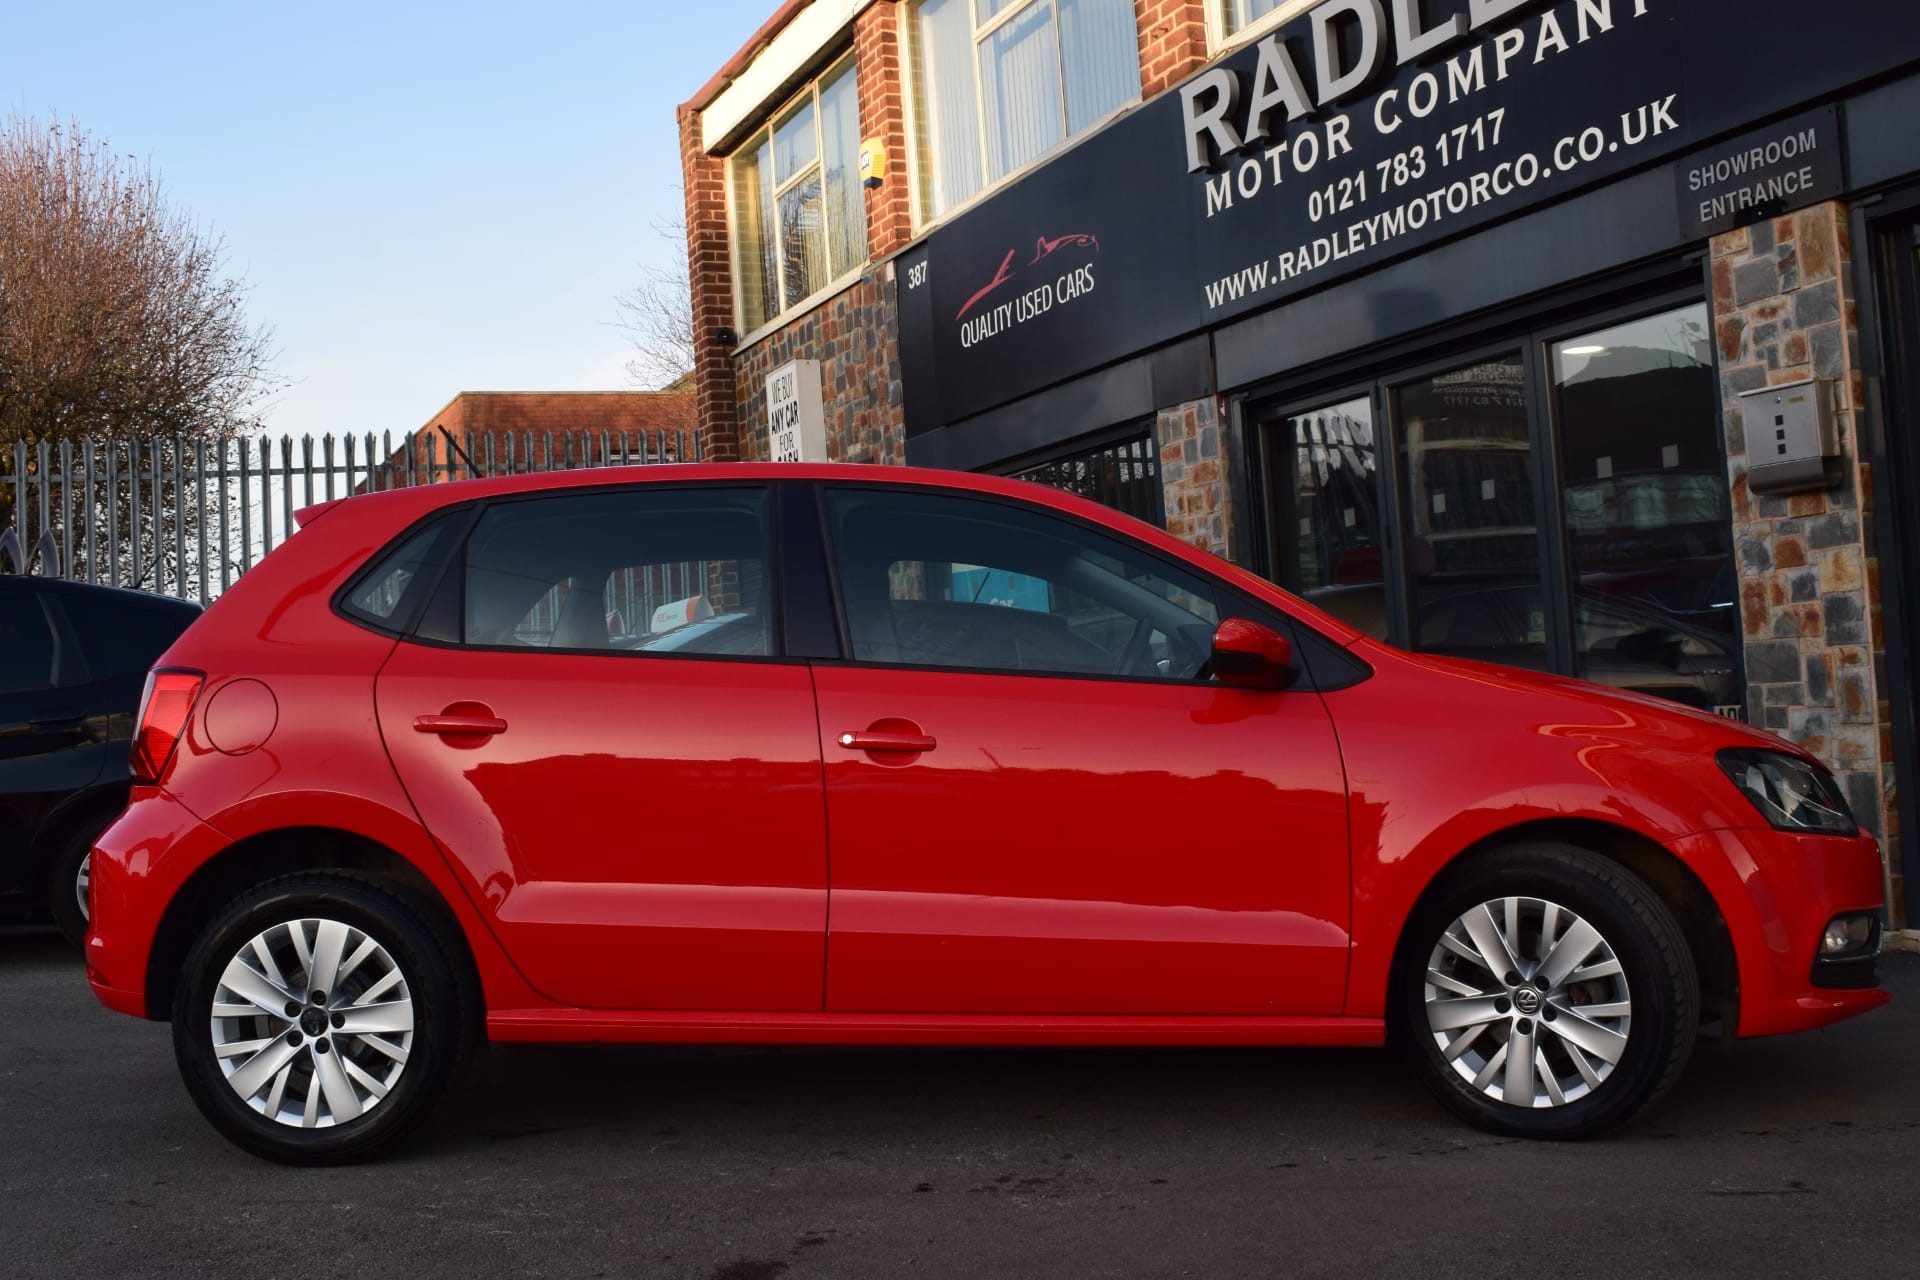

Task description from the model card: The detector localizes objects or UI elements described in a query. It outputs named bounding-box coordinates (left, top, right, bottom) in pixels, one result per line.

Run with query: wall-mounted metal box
left=1741, top=378, right=1843, bottom=493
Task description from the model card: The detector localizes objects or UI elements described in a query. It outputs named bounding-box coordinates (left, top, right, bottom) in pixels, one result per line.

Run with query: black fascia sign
left=896, top=0, right=1915, bottom=434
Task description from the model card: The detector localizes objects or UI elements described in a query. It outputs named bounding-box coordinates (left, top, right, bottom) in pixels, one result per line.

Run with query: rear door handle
left=837, top=730, right=937, bottom=754
left=28, top=708, right=86, bottom=733
left=414, top=714, right=508, bottom=736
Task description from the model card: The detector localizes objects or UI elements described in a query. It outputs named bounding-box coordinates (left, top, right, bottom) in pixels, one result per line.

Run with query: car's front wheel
left=1396, top=844, right=1698, bottom=1139
left=172, top=873, right=469, bottom=1165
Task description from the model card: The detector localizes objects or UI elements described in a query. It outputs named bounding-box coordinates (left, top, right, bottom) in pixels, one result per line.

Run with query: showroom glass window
left=1551, top=303, right=1741, bottom=714
left=1276, top=395, right=1385, bottom=633
left=911, top=0, right=1142, bottom=217
left=1394, top=353, right=1547, bottom=669
left=461, top=488, right=773, bottom=658
left=731, top=56, right=866, bottom=333
left=823, top=487, right=1219, bottom=678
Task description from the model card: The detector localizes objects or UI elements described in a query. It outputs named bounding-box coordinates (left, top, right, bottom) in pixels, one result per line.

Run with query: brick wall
left=1157, top=395, right=1235, bottom=560
left=1135, top=0, right=1210, bottom=98
left=680, top=104, right=743, bottom=462
left=732, top=275, right=906, bottom=465
left=1711, top=199, right=1900, bottom=913
left=856, top=1, right=914, bottom=261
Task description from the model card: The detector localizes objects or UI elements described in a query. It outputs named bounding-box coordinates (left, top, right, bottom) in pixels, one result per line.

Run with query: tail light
left=132, top=669, right=206, bottom=785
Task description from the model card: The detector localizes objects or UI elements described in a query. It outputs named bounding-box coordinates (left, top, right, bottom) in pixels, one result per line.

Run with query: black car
left=1, top=576, right=200, bottom=945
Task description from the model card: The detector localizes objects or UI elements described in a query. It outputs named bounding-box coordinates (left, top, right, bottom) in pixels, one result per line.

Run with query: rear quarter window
left=57, top=594, right=198, bottom=681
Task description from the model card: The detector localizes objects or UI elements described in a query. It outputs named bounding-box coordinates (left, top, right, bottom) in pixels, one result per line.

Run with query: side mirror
left=1210, top=617, right=1293, bottom=691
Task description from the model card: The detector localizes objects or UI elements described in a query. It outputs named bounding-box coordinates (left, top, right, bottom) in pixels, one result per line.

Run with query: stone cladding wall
left=731, top=274, right=906, bottom=465
left=1711, top=198, right=1900, bottom=912
left=1157, top=396, right=1236, bottom=561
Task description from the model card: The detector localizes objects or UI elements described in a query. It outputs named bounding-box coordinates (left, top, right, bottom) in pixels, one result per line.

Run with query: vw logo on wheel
left=1514, top=987, right=1542, bottom=1015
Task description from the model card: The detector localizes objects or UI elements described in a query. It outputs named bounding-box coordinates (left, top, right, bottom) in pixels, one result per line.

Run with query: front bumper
left=1671, top=825, right=1890, bottom=1038
left=85, top=787, right=229, bottom=1021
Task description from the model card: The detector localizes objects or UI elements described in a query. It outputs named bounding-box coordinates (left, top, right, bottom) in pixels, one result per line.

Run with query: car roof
left=304, top=462, right=1368, bottom=648
left=2, top=575, right=203, bottom=613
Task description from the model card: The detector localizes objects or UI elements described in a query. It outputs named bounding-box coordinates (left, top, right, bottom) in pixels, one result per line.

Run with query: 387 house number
left=905, top=260, right=929, bottom=289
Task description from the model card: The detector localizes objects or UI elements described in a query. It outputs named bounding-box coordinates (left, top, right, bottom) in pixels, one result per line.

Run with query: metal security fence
left=1, top=428, right=700, bottom=603
left=1007, top=430, right=1162, bottom=526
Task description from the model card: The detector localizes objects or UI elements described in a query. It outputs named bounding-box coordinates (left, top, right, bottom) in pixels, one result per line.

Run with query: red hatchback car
left=87, top=464, right=1887, bottom=1163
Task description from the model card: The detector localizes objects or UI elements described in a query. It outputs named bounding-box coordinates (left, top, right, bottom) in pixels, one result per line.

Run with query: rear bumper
left=1671, top=826, right=1891, bottom=1037
left=85, top=787, right=228, bottom=1021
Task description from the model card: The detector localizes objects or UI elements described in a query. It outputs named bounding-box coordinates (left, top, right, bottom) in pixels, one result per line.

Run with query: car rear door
left=373, top=483, right=828, bottom=1012
left=0, top=580, right=107, bottom=898
left=810, top=484, right=1352, bottom=1016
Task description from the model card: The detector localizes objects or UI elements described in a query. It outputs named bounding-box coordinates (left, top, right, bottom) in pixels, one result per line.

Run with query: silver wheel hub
left=209, top=917, right=414, bottom=1129
left=1423, top=895, right=1632, bottom=1109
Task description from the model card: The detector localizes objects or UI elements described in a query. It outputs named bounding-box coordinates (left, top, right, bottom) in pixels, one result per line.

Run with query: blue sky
left=3, top=1, right=775, bottom=439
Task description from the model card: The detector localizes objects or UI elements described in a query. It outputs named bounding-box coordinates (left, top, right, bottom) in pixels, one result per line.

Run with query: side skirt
left=486, top=1010, right=1387, bottom=1048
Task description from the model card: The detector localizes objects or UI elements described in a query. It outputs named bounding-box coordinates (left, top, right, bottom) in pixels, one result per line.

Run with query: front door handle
left=837, top=729, right=937, bottom=754
left=414, top=713, right=508, bottom=736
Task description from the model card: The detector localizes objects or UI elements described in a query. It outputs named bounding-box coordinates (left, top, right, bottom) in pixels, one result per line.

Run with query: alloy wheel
left=1422, top=895, right=1632, bottom=1108
left=209, top=917, right=415, bottom=1128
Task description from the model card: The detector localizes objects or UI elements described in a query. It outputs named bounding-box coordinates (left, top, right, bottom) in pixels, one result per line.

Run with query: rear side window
left=57, top=595, right=196, bottom=681
left=340, top=511, right=465, bottom=631
left=462, top=487, right=772, bottom=658
left=0, top=594, right=55, bottom=692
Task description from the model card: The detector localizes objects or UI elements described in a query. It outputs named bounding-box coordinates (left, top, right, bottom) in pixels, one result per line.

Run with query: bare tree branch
left=0, top=115, right=280, bottom=445
left=615, top=209, right=695, bottom=392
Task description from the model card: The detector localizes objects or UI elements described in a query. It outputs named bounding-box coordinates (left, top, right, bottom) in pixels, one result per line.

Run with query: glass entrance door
left=1550, top=304, right=1742, bottom=714
left=1868, top=214, right=1920, bottom=919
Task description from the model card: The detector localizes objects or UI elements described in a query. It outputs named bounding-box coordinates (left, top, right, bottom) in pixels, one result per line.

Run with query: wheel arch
left=32, top=782, right=131, bottom=878
left=144, top=826, right=483, bottom=1031
left=1382, top=817, right=1738, bottom=1038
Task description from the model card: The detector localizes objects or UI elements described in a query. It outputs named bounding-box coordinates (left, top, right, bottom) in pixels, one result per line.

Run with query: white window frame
left=727, top=51, right=867, bottom=342
left=907, top=0, right=1143, bottom=228
left=1209, top=0, right=1324, bottom=53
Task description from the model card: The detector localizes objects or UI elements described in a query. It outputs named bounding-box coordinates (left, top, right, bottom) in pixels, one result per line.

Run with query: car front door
left=373, top=484, right=828, bottom=1012
left=812, top=485, right=1352, bottom=1016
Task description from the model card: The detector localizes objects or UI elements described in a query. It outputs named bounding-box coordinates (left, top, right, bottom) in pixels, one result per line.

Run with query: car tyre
left=47, top=815, right=112, bottom=951
left=172, top=872, right=470, bottom=1165
left=1395, top=843, right=1697, bottom=1139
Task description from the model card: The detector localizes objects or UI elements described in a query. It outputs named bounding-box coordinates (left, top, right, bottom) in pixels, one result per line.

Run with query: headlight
left=1716, top=749, right=1857, bottom=834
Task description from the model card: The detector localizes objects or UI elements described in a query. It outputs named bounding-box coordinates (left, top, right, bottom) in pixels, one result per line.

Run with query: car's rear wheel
left=47, top=817, right=111, bottom=950
left=1396, top=844, right=1697, bottom=1139
left=172, top=873, right=468, bottom=1165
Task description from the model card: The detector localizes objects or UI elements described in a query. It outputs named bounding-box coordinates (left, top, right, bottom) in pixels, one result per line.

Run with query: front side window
left=731, top=56, right=866, bottom=333
left=462, top=488, right=772, bottom=658
left=824, top=487, right=1219, bottom=679
left=911, top=0, right=1142, bottom=218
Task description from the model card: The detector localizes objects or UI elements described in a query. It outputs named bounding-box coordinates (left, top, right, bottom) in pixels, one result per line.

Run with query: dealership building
left=678, top=0, right=1920, bottom=925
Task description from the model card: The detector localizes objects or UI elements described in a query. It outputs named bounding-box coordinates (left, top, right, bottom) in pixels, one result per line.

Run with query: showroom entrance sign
left=1677, top=106, right=1844, bottom=238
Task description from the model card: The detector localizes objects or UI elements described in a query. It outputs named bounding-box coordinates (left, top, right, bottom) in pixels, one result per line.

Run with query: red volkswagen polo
left=86, top=464, right=1887, bottom=1163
